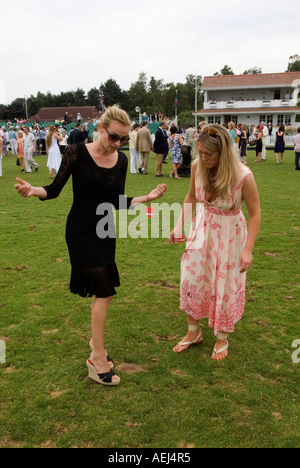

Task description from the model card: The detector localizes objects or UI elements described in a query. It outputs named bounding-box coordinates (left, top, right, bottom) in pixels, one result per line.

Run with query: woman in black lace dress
left=15, top=106, right=167, bottom=386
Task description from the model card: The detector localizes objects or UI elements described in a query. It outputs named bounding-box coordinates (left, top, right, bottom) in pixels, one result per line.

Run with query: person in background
left=69, top=122, right=85, bottom=145
left=168, top=125, right=183, bottom=179
left=255, top=126, right=263, bottom=162
left=2, top=129, right=10, bottom=156
left=154, top=121, right=169, bottom=177
left=294, top=127, right=300, bottom=171
left=59, top=130, right=68, bottom=155
left=9, top=127, right=18, bottom=155
left=274, top=125, right=286, bottom=164
left=129, top=123, right=141, bottom=174
left=46, top=125, right=63, bottom=178
left=228, top=121, right=237, bottom=146
left=17, top=130, right=24, bottom=172
left=23, top=127, right=38, bottom=173
left=240, top=124, right=248, bottom=165
left=185, top=124, right=196, bottom=165
left=260, top=121, right=269, bottom=161
left=39, top=127, right=47, bottom=155
left=136, top=121, right=153, bottom=175
left=92, top=126, right=100, bottom=143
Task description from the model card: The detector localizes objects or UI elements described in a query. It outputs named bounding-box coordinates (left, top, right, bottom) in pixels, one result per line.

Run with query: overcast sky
left=1, top=0, right=300, bottom=105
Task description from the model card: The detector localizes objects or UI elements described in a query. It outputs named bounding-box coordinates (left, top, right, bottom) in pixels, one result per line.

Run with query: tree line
left=0, top=73, right=203, bottom=123
left=1, top=55, right=299, bottom=123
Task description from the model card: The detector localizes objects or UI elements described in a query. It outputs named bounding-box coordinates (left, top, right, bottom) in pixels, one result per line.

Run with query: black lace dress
left=41, top=143, right=133, bottom=298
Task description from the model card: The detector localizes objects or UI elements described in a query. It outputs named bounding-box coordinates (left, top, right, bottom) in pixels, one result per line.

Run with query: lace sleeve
left=41, top=145, right=77, bottom=200
left=110, top=153, right=133, bottom=210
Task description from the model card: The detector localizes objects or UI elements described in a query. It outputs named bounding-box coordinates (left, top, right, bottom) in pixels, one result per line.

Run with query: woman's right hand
left=168, top=229, right=184, bottom=246
left=14, top=178, right=36, bottom=198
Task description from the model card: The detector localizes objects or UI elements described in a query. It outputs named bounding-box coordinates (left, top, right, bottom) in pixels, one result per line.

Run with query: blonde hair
left=100, top=105, right=131, bottom=128
left=195, top=124, right=239, bottom=200
left=228, top=121, right=236, bottom=131
left=46, top=125, right=56, bottom=151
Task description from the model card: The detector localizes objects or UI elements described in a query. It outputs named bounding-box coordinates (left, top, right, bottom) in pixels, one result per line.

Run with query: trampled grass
left=0, top=149, right=299, bottom=448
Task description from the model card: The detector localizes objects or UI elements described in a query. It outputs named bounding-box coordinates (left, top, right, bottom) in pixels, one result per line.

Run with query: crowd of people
left=0, top=121, right=89, bottom=177
left=1, top=116, right=300, bottom=178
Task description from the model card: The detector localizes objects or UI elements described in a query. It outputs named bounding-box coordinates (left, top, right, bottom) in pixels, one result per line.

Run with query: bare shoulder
left=191, top=158, right=199, bottom=170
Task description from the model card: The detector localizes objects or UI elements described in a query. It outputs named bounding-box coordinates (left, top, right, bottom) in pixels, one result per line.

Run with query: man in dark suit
left=153, top=121, right=169, bottom=177
left=69, top=122, right=85, bottom=144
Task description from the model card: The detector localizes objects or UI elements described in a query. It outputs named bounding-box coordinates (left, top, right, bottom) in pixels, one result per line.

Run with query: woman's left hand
left=147, top=184, right=167, bottom=202
left=238, top=248, right=252, bottom=273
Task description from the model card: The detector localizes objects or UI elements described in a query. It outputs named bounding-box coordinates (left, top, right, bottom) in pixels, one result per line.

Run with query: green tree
left=73, top=88, right=87, bottom=106
left=243, top=67, right=262, bottom=74
left=100, top=78, right=126, bottom=108
left=147, top=76, right=165, bottom=114
left=87, top=87, right=101, bottom=108
left=0, top=98, right=25, bottom=120
left=183, top=74, right=203, bottom=110
left=286, top=54, right=300, bottom=72
left=127, top=72, right=149, bottom=115
left=214, top=65, right=234, bottom=76
left=56, top=91, right=76, bottom=107
left=160, top=82, right=177, bottom=117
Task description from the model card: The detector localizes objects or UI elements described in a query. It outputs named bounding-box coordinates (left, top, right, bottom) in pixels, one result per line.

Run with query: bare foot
left=211, top=339, right=229, bottom=361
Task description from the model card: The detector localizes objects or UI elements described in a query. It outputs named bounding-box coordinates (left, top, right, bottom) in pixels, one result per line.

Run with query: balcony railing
left=205, top=99, right=295, bottom=110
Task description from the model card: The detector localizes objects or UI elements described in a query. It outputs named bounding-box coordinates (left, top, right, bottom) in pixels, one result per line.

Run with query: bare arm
left=54, top=132, right=63, bottom=142
left=239, top=174, right=261, bottom=272
left=169, top=158, right=198, bottom=245
left=130, top=184, right=167, bottom=206
left=14, top=178, right=47, bottom=199
left=14, top=145, right=76, bottom=201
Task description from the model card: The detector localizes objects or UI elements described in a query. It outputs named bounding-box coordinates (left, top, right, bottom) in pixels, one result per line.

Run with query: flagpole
left=25, top=96, right=28, bottom=121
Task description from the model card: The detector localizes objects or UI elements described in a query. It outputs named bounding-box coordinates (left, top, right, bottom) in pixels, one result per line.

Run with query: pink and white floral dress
left=180, top=163, right=252, bottom=336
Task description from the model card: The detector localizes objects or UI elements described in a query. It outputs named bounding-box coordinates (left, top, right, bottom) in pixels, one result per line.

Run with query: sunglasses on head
left=104, top=127, right=130, bottom=145
left=201, top=125, right=219, bottom=137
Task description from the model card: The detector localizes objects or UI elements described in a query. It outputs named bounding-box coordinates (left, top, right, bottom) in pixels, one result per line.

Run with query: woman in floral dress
left=169, top=124, right=261, bottom=360
left=169, top=125, right=183, bottom=179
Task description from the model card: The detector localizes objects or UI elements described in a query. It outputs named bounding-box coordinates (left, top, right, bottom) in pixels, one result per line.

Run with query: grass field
left=0, top=149, right=299, bottom=448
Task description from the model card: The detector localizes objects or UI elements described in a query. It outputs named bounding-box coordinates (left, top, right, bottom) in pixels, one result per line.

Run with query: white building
left=194, top=72, right=300, bottom=131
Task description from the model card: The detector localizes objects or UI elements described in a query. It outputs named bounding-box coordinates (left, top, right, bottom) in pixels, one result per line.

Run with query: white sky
left=1, top=0, right=300, bottom=104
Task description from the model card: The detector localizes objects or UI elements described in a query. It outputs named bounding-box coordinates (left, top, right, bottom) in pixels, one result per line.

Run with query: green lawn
left=0, top=149, right=299, bottom=448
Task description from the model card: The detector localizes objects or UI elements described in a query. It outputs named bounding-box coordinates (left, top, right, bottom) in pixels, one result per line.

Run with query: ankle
left=217, top=331, right=228, bottom=342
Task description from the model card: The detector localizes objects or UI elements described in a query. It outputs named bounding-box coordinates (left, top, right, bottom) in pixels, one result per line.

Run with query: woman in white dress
left=46, top=126, right=63, bottom=178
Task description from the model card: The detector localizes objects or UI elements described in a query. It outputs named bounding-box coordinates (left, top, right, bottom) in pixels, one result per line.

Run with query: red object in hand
left=176, top=234, right=185, bottom=243
left=146, top=207, right=154, bottom=218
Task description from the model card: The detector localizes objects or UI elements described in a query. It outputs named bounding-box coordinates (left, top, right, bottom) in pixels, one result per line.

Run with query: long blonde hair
left=195, top=124, right=239, bottom=200
left=46, top=126, right=56, bottom=151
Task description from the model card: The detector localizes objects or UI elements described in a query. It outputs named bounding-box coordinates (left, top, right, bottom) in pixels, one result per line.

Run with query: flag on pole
left=174, top=91, right=178, bottom=108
